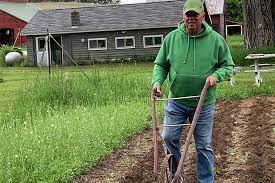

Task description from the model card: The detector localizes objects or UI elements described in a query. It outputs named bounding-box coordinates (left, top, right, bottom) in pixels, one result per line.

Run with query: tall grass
left=0, top=68, right=153, bottom=182
left=226, top=35, right=275, bottom=66
left=0, top=69, right=3, bottom=83
left=1, top=69, right=150, bottom=126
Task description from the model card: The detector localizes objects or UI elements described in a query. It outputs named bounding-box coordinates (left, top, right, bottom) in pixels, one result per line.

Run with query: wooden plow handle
left=172, top=82, right=209, bottom=182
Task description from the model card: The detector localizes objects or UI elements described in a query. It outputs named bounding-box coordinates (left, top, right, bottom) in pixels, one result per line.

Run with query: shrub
left=75, top=55, right=156, bottom=65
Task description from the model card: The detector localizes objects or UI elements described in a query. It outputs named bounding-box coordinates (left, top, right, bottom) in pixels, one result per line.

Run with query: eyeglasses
left=185, top=11, right=200, bottom=18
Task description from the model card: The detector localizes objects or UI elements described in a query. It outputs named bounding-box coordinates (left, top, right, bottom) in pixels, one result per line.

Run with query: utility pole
left=47, top=29, right=51, bottom=77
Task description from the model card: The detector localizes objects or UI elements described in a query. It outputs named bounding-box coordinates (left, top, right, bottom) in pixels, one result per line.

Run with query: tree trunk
left=273, top=0, right=275, bottom=32
left=242, top=0, right=274, bottom=49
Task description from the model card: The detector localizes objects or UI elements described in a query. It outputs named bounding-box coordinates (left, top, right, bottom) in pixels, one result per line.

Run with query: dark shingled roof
left=21, top=0, right=184, bottom=36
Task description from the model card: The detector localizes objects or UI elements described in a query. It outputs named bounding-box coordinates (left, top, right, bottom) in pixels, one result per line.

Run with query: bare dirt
left=72, top=97, right=275, bottom=183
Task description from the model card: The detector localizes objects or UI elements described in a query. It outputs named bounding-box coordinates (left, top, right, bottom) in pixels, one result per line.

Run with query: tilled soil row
left=212, top=100, right=236, bottom=181
left=245, top=98, right=274, bottom=182
left=214, top=97, right=275, bottom=183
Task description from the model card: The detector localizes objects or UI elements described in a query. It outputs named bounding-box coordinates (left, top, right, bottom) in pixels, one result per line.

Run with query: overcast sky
left=120, top=0, right=146, bottom=4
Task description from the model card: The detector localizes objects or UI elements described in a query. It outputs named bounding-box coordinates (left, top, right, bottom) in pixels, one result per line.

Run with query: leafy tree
left=226, top=0, right=243, bottom=22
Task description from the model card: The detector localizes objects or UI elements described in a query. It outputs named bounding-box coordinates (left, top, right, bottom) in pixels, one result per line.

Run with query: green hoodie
left=152, top=21, right=235, bottom=106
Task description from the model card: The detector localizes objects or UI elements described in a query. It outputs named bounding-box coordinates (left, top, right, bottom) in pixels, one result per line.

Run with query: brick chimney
left=71, top=10, right=80, bottom=27
left=0, top=0, right=28, bottom=3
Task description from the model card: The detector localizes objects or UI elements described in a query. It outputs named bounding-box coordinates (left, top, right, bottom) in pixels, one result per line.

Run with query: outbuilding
left=226, top=20, right=243, bottom=36
left=22, top=0, right=226, bottom=66
left=0, top=0, right=38, bottom=46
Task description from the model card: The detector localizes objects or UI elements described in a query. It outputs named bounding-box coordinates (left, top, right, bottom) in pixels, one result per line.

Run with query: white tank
left=5, top=52, right=22, bottom=64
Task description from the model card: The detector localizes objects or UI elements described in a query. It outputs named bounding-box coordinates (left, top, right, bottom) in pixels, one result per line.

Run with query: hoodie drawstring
left=184, top=35, right=190, bottom=64
left=184, top=36, right=196, bottom=70
left=193, top=37, right=196, bottom=70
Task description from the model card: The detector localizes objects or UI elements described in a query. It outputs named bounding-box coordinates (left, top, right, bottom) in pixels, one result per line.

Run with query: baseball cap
left=183, top=0, right=204, bottom=14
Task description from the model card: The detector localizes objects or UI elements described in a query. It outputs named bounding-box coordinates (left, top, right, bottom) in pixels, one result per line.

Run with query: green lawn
left=226, top=35, right=244, bottom=46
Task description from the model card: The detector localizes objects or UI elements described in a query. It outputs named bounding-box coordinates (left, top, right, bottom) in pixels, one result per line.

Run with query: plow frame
left=151, top=83, right=209, bottom=182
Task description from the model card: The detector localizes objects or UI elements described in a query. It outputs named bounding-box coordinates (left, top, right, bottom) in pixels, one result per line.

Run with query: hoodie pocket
left=170, top=74, right=206, bottom=97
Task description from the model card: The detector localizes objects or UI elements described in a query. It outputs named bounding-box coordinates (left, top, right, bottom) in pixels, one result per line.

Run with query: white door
left=36, top=37, right=48, bottom=66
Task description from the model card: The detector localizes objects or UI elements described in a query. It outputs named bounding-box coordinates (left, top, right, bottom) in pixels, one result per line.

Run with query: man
left=152, top=0, right=234, bottom=182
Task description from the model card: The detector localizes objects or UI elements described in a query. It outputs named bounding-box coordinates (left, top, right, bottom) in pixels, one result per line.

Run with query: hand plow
left=151, top=83, right=209, bottom=183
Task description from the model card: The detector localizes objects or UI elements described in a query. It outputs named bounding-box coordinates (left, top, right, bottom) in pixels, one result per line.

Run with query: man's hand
left=206, top=76, right=217, bottom=87
left=153, top=85, right=163, bottom=97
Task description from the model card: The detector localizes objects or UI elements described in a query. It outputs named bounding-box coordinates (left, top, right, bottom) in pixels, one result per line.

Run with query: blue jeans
left=162, top=100, right=215, bottom=183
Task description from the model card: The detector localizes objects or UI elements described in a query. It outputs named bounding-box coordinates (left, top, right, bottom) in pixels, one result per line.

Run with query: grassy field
left=0, top=64, right=155, bottom=182
left=1, top=64, right=275, bottom=182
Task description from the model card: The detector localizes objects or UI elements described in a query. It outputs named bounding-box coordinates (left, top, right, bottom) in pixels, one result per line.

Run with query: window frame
left=88, top=38, right=107, bottom=51
left=143, top=35, right=163, bottom=48
left=36, top=37, right=46, bottom=52
left=115, top=36, right=135, bottom=49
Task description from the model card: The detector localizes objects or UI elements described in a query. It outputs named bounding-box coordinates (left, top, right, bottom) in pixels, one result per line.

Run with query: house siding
left=26, top=36, right=34, bottom=65
left=27, top=27, right=176, bottom=66
left=70, top=28, right=175, bottom=63
left=62, top=34, right=72, bottom=66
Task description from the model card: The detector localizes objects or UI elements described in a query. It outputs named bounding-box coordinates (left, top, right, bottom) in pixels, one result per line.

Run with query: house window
left=88, top=38, right=107, bottom=50
left=115, top=36, right=135, bottom=49
left=143, top=35, right=163, bottom=48
left=37, top=38, right=46, bottom=52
